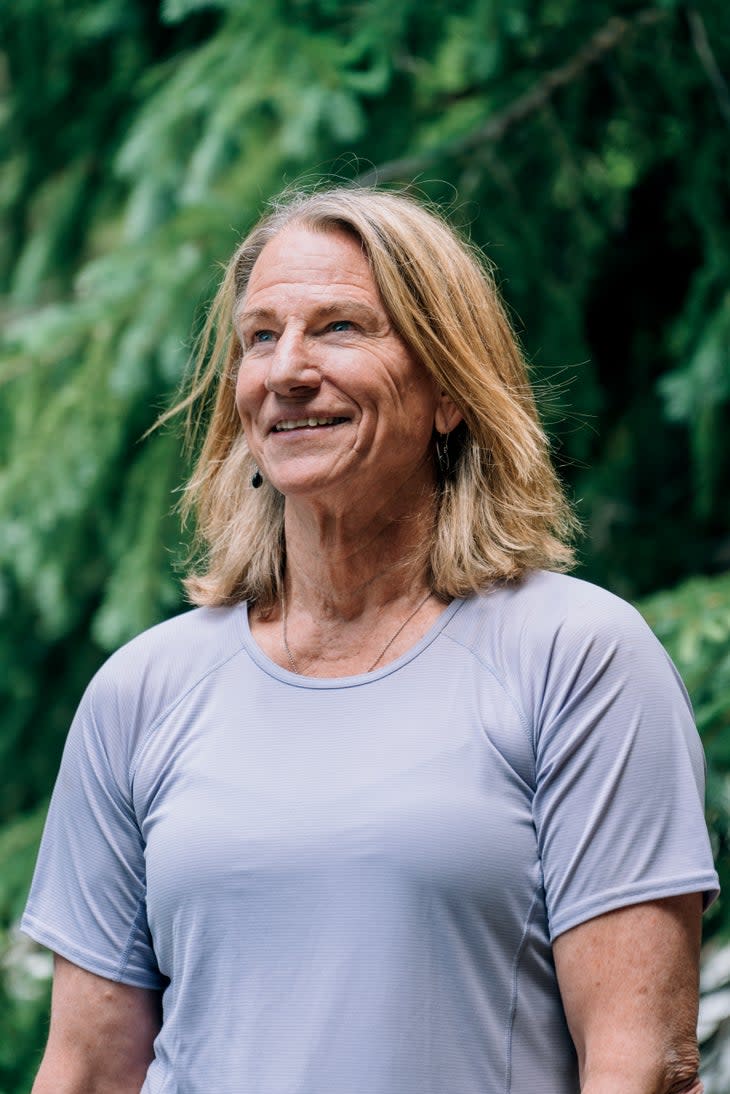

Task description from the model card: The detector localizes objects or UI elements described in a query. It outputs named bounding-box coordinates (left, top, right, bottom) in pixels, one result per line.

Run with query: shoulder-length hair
left=171, top=186, right=577, bottom=608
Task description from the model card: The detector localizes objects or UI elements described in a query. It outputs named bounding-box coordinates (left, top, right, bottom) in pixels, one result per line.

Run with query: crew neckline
left=238, top=596, right=466, bottom=690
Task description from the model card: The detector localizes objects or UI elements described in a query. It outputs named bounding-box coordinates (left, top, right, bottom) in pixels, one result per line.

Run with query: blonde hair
left=172, top=186, right=578, bottom=607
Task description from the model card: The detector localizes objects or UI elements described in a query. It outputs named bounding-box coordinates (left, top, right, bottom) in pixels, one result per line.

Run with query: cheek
left=234, top=369, right=257, bottom=430
left=397, top=376, right=440, bottom=434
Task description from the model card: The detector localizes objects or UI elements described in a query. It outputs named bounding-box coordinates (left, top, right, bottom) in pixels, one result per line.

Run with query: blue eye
left=252, top=330, right=275, bottom=343
left=329, top=320, right=353, bottom=332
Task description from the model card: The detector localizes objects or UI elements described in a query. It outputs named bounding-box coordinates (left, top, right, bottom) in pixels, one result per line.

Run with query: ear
left=434, top=391, right=463, bottom=435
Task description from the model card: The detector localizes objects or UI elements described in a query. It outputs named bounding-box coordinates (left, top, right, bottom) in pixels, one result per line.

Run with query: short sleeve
left=21, top=672, right=164, bottom=989
left=532, top=596, right=720, bottom=941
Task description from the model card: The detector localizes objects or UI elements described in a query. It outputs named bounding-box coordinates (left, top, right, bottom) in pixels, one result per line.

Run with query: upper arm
left=32, top=955, right=162, bottom=1094
left=22, top=672, right=164, bottom=988
left=530, top=593, right=718, bottom=940
left=553, top=893, right=703, bottom=1093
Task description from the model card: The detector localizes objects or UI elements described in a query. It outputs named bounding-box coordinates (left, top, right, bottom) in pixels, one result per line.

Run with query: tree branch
left=687, top=7, right=730, bottom=135
left=355, top=7, right=669, bottom=186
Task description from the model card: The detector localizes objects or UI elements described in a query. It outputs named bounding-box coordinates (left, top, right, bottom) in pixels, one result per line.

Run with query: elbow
left=663, top=1042, right=702, bottom=1094
left=580, top=1041, right=701, bottom=1094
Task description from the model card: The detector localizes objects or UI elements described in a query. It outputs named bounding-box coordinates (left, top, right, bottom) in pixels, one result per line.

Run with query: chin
left=265, top=470, right=342, bottom=497
left=265, top=458, right=357, bottom=498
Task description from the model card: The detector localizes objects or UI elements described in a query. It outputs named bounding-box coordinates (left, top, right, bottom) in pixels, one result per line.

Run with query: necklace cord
left=281, top=588, right=432, bottom=675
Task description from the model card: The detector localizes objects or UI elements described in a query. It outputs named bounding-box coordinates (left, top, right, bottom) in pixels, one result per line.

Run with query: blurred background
left=1, top=0, right=729, bottom=1088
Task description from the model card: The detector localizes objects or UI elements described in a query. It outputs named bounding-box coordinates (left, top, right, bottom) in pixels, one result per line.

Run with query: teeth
left=273, top=417, right=344, bottom=431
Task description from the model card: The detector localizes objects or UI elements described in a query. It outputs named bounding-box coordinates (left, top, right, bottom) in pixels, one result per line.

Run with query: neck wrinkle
left=281, top=490, right=437, bottom=623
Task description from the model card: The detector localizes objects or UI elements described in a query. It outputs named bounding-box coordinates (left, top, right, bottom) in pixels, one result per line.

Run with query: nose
left=265, top=325, right=321, bottom=396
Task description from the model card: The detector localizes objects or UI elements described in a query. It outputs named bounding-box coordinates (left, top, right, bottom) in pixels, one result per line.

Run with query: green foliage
left=640, top=573, right=730, bottom=940
left=0, top=808, right=49, bottom=1093
left=1, top=0, right=729, bottom=1082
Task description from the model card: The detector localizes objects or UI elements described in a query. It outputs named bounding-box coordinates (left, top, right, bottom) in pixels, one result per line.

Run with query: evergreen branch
left=355, top=7, right=669, bottom=186
left=687, top=7, right=730, bottom=135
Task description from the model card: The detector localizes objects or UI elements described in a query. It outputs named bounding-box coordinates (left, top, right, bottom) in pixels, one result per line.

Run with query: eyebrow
left=237, top=300, right=383, bottom=328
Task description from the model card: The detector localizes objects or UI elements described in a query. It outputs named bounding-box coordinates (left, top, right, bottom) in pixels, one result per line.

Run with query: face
left=234, top=224, right=461, bottom=508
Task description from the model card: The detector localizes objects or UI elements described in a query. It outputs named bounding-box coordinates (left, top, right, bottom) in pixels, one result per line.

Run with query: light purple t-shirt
left=22, top=571, right=719, bottom=1094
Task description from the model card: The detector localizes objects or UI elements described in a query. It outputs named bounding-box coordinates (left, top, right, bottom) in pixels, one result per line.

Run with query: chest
left=131, top=654, right=541, bottom=962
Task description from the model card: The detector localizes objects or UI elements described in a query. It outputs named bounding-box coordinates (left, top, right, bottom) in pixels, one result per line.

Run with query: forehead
left=242, top=224, right=379, bottom=307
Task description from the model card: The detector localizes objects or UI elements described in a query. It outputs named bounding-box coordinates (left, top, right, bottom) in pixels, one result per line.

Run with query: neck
left=248, top=473, right=447, bottom=677
left=281, top=485, right=437, bottom=620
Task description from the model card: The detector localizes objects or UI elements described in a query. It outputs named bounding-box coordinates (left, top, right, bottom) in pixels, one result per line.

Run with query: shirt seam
left=549, top=871, right=721, bottom=940
left=238, top=597, right=468, bottom=690
left=20, top=911, right=164, bottom=989
left=440, top=630, right=536, bottom=786
left=128, top=644, right=247, bottom=785
left=117, top=893, right=153, bottom=982
left=504, top=882, right=542, bottom=1094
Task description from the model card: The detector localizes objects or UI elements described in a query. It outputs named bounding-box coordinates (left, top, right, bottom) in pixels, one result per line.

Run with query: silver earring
left=251, top=467, right=263, bottom=488
left=435, top=432, right=450, bottom=475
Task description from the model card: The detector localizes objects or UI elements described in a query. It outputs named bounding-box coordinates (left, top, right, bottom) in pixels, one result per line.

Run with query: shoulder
left=449, top=570, right=655, bottom=658
left=100, top=602, right=244, bottom=671
left=445, top=571, right=689, bottom=732
left=81, top=604, right=246, bottom=760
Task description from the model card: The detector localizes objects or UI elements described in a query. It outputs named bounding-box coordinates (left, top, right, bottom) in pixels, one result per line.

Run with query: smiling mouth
left=272, top=417, right=348, bottom=432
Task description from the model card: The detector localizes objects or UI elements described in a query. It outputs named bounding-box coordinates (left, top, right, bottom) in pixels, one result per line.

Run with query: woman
left=23, top=187, right=718, bottom=1093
